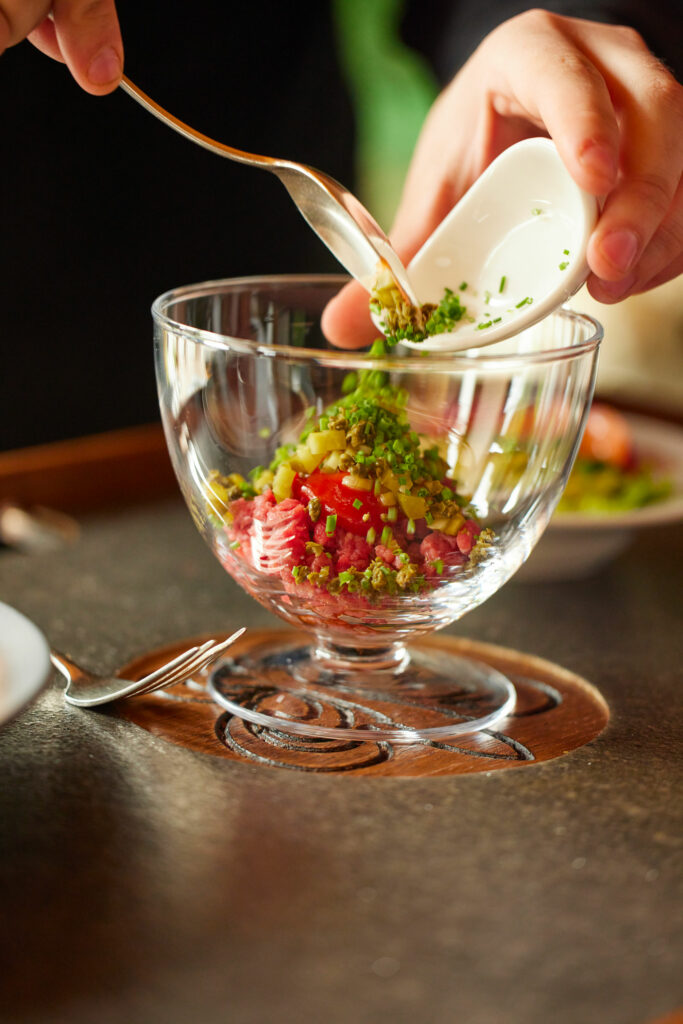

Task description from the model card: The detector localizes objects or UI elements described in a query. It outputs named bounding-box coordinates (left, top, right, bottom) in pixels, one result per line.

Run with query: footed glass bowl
left=154, top=275, right=602, bottom=742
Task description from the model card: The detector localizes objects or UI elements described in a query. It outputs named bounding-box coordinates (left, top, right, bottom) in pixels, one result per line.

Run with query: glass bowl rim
left=152, top=273, right=603, bottom=371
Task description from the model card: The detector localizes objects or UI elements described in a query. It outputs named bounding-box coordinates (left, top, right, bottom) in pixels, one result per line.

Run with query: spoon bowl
left=375, top=138, right=598, bottom=351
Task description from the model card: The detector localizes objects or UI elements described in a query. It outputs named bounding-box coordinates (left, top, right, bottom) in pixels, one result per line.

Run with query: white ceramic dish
left=0, top=602, right=51, bottom=726
left=518, top=412, right=683, bottom=581
left=371, top=138, right=598, bottom=352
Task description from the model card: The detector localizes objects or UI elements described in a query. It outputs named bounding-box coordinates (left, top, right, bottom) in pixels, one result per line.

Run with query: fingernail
left=87, top=46, right=121, bottom=86
left=578, top=141, right=618, bottom=183
left=599, top=229, right=640, bottom=274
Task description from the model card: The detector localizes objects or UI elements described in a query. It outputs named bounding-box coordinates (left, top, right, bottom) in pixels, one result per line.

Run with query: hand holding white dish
left=372, top=138, right=599, bottom=352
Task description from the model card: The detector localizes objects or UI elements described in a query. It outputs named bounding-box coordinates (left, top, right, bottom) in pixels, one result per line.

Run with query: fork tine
left=134, top=629, right=246, bottom=695
left=143, top=630, right=245, bottom=691
left=134, top=641, right=212, bottom=688
left=132, top=641, right=218, bottom=694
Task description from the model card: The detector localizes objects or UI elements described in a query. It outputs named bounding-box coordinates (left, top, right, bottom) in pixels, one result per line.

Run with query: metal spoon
left=119, top=75, right=417, bottom=305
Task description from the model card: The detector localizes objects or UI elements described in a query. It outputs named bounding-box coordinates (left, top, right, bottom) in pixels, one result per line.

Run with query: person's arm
left=0, top=0, right=122, bottom=93
left=323, top=9, right=683, bottom=346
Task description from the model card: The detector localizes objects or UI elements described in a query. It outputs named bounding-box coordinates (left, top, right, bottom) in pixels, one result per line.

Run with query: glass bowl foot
left=208, top=634, right=516, bottom=743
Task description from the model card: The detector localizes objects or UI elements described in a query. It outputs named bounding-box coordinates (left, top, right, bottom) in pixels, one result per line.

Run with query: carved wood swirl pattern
left=115, top=630, right=609, bottom=776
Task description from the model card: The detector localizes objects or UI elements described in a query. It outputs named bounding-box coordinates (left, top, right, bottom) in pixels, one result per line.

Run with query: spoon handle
left=120, top=75, right=275, bottom=170
left=119, top=75, right=418, bottom=306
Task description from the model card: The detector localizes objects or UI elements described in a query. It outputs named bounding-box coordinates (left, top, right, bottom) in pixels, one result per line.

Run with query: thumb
left=52, top=0, right=123, bottom=95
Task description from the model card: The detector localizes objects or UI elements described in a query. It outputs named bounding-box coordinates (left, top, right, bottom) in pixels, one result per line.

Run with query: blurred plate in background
left=518, top=412, right=683, bottom=581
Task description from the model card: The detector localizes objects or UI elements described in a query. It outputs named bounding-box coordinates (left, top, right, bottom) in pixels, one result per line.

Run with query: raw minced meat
left=214, top=341, right=494, bottom=603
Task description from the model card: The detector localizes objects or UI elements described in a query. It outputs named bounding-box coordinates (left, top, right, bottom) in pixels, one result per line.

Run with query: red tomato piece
left=579, top=403, right=635, bottom=470
left=296, top=470, right=385, bottom=535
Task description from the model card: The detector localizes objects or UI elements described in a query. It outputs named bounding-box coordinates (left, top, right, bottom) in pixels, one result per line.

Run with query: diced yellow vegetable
left=322, top=451, right=343, bottom=472
left=381, top=470, right=400, bottom=493
left=307, top=429, right=346, bottom=455
left=342, top=474, right=373, bottom=492
left=207, top=481, right=230, bottom=505
left=397, top=493, right=427, bottom=520
left=443, top=514, right=465, bottom=536
left=272, top=464, right=296, bottom=502
left=252, top=469, right=274, bottom=491
left=379, top=490, right=396, bottom=507
left=291, top=445, right=323, bottom=474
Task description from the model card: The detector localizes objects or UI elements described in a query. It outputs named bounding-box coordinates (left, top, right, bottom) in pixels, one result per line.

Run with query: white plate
left=0, top=602, right=51, bottom=726
left=519, top=412, right=683, bottom=581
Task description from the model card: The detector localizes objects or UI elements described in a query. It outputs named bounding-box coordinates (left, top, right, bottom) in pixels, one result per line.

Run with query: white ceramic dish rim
left=0, top=602, right=51, bottom=726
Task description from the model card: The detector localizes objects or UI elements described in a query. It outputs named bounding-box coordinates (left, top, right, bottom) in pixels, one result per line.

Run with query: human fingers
left=588, top=177, right=683, bottom=301
left=0, top=0, right=51, bottom=52
left=51, top=0, right=123, bottom=94
left=582, top=44, right=683, bottom=286
left=28, top=17, right=63, bottom=62
left=389, top=11, right=624, bottom=260
left=320, top=278, right=378, bottom=350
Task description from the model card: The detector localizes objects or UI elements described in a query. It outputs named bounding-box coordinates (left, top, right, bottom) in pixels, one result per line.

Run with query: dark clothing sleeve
left=402, top=0, right=683, bottom=84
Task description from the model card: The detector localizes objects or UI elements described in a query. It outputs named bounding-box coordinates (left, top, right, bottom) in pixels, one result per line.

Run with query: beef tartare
left=210, top=344, right=493, bottom=604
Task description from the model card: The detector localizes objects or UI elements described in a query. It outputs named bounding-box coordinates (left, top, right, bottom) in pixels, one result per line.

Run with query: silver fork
left=51, top=629, right=245, bottom=707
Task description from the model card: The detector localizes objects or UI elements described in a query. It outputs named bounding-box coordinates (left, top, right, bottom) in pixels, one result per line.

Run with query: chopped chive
left=406, top=518, right=416, bottom=537
left=459, top=281, right=468, bottom=291
left=515, top=297, right=533, bottom=308
left=352, top=498, right=363, bottom=510
left=434, top=558, right=444, bottom=575
left=380, top=526, right=392, bottom=546
left=387, top=506, right=398, bottom=523
left=484, top=290, right=491, bottom=304
left=499, top=275, right=506, bottom=293
left=366, top=527, right=377, bottom=545
left=492, top=317, right=502, bottom=323
left=229, top=539, right=241, bottom=549
left=532, top=207, right=542, bottom=215
left=477, top=321, right=493, bottom=330
left=258, top=427, right=271, bottom=439
left=325, top=514, right=337, bottom=536
left=559, top=261, right=569, bottom=270
left=563, top=249, right=570, bottom=255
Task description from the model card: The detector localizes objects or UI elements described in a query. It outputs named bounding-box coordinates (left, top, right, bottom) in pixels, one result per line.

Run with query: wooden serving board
left=114, top=630, right=609, bottom=776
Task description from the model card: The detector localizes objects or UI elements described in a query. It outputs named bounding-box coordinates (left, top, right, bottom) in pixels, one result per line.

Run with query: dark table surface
left=1, top=497, right=681, bottom=1024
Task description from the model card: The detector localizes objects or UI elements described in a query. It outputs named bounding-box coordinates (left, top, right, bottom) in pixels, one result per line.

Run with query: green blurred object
left=557, top=459, right=673, bottom=513
left=333, top=0, right=438, bottom=229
